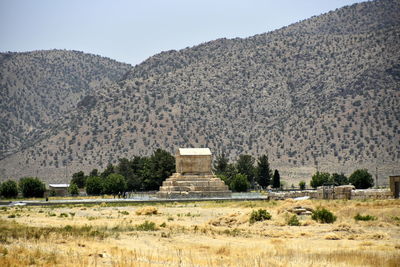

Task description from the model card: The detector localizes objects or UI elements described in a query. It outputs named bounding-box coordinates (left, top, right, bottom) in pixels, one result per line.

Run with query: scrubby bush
left=19, top=177, right=45, bottom=198
left=354, top=213, right=377, bottom=221
left=135, top=221, right=157, bottom=231
left=0, top=180, right=18, bottom=198
left=230, top=174, right=250, bottom=192
left=68, top=183, right=79, bottom=196
left=312, top=207, right=336, bottom=223
left=299, top=181, right=306, bottom=190
left=287, top=215, right=301, bottom=226
left=249, top=209, right=271, bottom=224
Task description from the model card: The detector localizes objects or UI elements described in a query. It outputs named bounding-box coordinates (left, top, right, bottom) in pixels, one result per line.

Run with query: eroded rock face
left=157, top=148, right=231, bottom=198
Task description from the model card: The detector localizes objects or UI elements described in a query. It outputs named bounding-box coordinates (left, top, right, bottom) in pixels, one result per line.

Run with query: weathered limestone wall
left=351, top=189, right=393, bottom=200
left=176, top=155, right=212, bottom=174
left=268, top=186, right=393, bottom=200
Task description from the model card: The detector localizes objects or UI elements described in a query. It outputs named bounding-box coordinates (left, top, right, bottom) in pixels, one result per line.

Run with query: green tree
left=85, top=176, right=104, bottom=195
left=272, top=169, right=281, bottom=189
left=310, top=172, right=331, bottom=188
left=71, top=171, right=86, bottom=188
left=230, top=174, right=250, bottom=192
left=143, top=149, right=175, bottom=190
left=255, top=154, right=272, bottom=188
left=68, top=183, right=79, bottom=196
left=213, top=153, right=229, bottom=175
left=101, top=163, right=115, bottom=179
left=19, top=177, right=45, bottom=198
left=299, top=181, right=306, bottom=190
left=117, top=158, right=133, bottom=179
left=103, top=173, right=127, bottom=196
left=0, top=180, right=18, bottom=198
left=331, top=173, right=348, bottom=185
left=128, top=156, right=148, bottom=191
left=349, top=169, right=374, bottom=189
left=236, top=155, right=255, bottom=187
left=216, top=163, right=238, bottom=190
left=89, top=169, right=99, bottom=177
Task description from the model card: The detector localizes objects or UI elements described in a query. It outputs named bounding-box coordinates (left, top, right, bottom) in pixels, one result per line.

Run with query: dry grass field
left=0, top=199, right=399, bottom=266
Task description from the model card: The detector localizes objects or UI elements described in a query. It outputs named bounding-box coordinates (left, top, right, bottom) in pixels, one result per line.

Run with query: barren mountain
left=1, top=0, right=399, bottom=185
left=0, top=50, right=131, bottom=158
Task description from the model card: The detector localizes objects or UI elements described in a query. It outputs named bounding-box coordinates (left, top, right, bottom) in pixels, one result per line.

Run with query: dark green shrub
left=103, top=173, right=127, bottom=196
left=310, top=172, right=331, bottom=188
left=85, top=176, right=104, bottom=195
left=249, top=209, right=271, bottom=224
left=0, top=180, right=18, bottom=198
left=19, top=177, right=45, bottom=198
left=287, top=215, right=301, bottom=226
left=230, top=174, right=250, bottom=192
left=299, top=181, right=306, bottom=190
left=312, top=207, right=336, bottom=223
left=68, top=183, right=79, bottom=196
left=349, top=169, right=373, bottom=189
left=135, top=221, right=157, bottom=231
left=354, top=213, right=376, bottom=221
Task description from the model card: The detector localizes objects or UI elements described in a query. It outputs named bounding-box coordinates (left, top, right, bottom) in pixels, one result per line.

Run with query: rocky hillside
left=1, top=0, right=399, bottom=185
left=0, top=50, right=132, bottom=158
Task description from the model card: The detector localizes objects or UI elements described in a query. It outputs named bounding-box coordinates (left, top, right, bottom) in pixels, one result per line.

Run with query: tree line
left=308, top=169, right=374, bottom=189
left=213, top=153, right=280, bottom=192
left=70, top=149, right=175, bottom=196
left=0, top=177, right=46, bottom=198
left=0, top=149, right=376, bottom=199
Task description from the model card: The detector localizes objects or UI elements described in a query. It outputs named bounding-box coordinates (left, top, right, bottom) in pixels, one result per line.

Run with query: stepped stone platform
left=157, top=148, right=231, bottom=198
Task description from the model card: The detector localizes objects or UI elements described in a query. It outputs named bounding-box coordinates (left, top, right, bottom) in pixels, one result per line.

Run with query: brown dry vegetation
left=0, top=199, right=399, bottom=266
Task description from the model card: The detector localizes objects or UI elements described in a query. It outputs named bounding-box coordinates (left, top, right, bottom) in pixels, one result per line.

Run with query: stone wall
left=176, top=155, right=212, bottom=174
left=351, top=189, right=393, bottom=200
left=268, top=186, right=393, bottom=200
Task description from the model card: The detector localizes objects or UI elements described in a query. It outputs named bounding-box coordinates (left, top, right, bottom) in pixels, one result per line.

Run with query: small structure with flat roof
left=48, top=184, right=70, bottom=196
left=157, top=148, right=231, bottom=198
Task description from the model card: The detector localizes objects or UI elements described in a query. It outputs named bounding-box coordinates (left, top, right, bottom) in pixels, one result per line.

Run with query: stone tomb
left=157, top=148, right=231, bottom=198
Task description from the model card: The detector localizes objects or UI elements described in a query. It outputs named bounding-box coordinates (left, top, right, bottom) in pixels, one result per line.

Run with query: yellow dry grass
left=0, top=199, right=399, bottom=266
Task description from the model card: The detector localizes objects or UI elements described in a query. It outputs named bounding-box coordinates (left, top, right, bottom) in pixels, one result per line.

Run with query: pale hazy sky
left=0, top=0, right=365, bottom=65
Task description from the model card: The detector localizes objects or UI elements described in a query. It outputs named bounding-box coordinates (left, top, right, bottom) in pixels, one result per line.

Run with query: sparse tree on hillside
left=272, top=169, right=281, bottom=189
left=349, top=169, right=374, bottom=189
left=237, top=155, right=255, bottom=187
left=0, top=180, right=18, bottom=198
left=19, top=177, right=45, bottom=198
left=255, top=154, right=272, bottom=188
